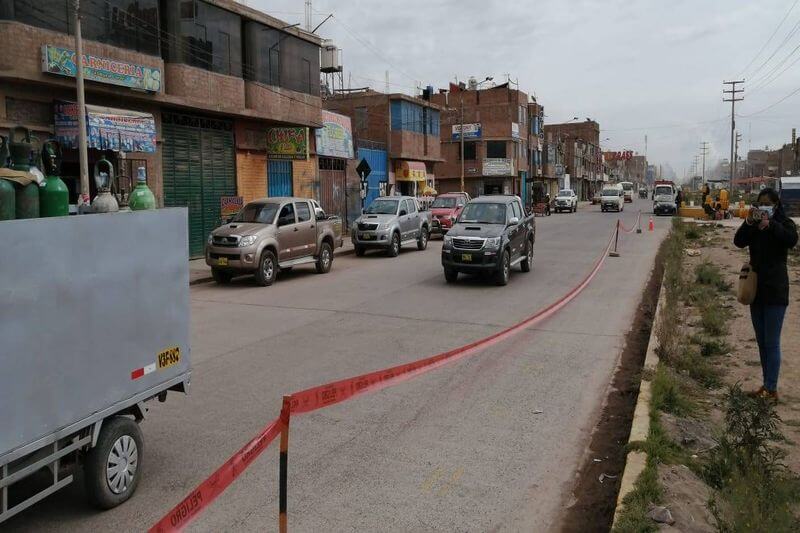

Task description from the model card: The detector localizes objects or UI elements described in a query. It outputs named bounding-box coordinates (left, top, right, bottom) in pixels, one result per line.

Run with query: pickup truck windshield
left=233, top=203, right=280, bottom=224
left=459, top=203, right=507, bottom=224
left=621, top=182, right=633, bottom=191
left=431, top=197, right=457, bottom=208
left=602, top=189, right=620, bottom=196
left=655, top=186, right=673, bottom=196
left=558, top=190, right=572, bottom=197
left=365, top=199, right=399, bottom=214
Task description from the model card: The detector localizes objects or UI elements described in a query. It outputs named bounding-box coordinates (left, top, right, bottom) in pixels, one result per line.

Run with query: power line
left=723, top=80, right=744, bottom=189
left=741, top=82, right=800, bottom=116
left=746, top=11, right=800, bottom=81
left=739, top=0, right=799, bottom=77
left=747, top=41, right=800, bottom=94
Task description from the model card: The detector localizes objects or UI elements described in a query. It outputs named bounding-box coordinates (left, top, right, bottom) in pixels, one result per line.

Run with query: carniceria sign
left=41, top=45, right=162, bottom=92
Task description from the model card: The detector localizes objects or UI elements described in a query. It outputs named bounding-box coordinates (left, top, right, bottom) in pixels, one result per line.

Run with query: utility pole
left=304, top=0, right=312, bottom=32
left=699, top=141, right=709, bottom=183
left=723, top=80, right=744, bottom=191
left=734, top=132, right=742, bottom=186
left=73, top=0, right=90, bottom=205
left=459, top=95, right=465, bottom=192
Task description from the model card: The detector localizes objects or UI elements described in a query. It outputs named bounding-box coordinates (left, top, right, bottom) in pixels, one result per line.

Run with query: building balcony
left=245, top=82, right=322, bottom=127
left=164, top=63, right=245, bottom=111
left=389, top=130, right=442, bottom=162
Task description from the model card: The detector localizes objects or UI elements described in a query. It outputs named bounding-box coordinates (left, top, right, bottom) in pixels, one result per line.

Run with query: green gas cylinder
left=128, top=166, right=156, bottom=210
left=0, top=135, right=14, bottom=221
left=39, top=140, right=68, bottom=217
left=9, top=127, right=39, bottom=219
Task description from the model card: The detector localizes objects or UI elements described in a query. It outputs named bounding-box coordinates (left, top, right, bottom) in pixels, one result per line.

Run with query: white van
left=601, top=185, right=625, bottom=212
left=620, top=181, right=634, bottom=203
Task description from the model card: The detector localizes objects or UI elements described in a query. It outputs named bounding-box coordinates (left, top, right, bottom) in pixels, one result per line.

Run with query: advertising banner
left=267, top=128, right=308, bottom=160
left=42, top=45, right=162, bottom=92
left=451, top=123, right=481, bottom=140
left=483, top=158, right=514, bottom=176
left=315, top=111, right=354, bottom=159
left=220, top=197, right=244, bottom=219
left=54, top=101, right=157, bottom=153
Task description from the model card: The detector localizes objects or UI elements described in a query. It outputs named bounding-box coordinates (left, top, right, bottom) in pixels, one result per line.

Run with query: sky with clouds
left=248, top=0, right=800, bottom=178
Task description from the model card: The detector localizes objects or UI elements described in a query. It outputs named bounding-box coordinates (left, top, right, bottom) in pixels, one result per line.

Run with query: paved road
left=6, top=199, right=667, bottom=532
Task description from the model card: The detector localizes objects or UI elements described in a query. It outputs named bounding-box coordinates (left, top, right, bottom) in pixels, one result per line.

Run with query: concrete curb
left=612, top=277, right=666, bottom=526
left=189, top=246, right=356, bottom=286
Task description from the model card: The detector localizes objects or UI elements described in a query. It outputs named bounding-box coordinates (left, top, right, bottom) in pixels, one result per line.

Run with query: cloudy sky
left=249, top=0, right=800, bottom=177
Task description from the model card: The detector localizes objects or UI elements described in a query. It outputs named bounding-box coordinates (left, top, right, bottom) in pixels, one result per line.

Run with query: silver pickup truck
left=206, top=197, right=343, bottom=286
left=352, top=196, right=432, bottom=257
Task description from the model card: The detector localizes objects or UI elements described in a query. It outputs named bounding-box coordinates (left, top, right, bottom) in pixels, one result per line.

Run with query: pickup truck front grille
left=358, top=223, right=379, bottom=231
left=453, top=237, right=485, bottom=250
left=212, top=236, right=239, bottom=247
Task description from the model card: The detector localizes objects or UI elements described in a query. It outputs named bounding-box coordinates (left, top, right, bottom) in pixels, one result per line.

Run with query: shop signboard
left=451, top=123, right=481, bottom=140
left=316, top=111, right=354, bottom=159
left=266, top=128, right=308, bottom=160
left=483, top=158, right=514, bottom=177
left=220, top=196, right=244, bottom=220
left=54, top=101, right=157, bottom=153
left=42, top=45, right=162, bottom=92
left=511, top=122, right=520, bottom=139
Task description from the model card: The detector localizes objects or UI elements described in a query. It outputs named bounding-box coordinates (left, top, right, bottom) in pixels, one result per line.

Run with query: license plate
left=360, top=233, right=374, bottom=240
left=461, top=253, right=472, bottom=262
left=157, top=347, right=181, bottom=370
left=217, top=256, right=228, bottom=266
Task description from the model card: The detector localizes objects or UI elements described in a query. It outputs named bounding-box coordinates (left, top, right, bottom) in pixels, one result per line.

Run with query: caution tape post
left=636, top=210, right=642, bottom=233
left=609, top=220, right=621, bottom=257
left=279, top=396, right=291, bottom=533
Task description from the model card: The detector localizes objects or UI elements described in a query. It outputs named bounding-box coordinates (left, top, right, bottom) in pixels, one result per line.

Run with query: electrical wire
left=745, top=9, right=800, bottom=81
left=739, top=0, right=799, bottom=77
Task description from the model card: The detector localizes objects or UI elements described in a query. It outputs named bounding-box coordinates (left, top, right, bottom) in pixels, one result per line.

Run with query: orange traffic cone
left=648, top=216, right=655, bottom=232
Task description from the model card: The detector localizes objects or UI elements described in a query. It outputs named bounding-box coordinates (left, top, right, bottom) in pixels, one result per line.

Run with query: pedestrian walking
left=734, top=188, right=798, bottom=401
left=675, top=189, right=683, bottom=209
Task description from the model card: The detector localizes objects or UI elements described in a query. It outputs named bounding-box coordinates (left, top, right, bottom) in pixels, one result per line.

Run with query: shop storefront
left=266, top=127, right=309, bottom=198
left=316, top=110, right=354, bottom=223
left=161, top=112, right=236, bottom=257
left=394, top=160, right=427, bottom=196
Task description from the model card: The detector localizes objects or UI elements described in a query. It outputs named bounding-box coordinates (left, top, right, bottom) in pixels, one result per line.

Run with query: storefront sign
left=451, top=123, right=481, bottom=140
left=483, top=158, right=514, bottom=177
left=266, top=128, right=308, bottom=160
left=54, top=101, right=156, bottom=153
left=555, top=163, right=565, bottom=178
left=604, top=150, right=634, bottom=162
left=42, top=45, right=162, bottom=92
left=316, top=111, right=354, bottom=159
left=220, top=196, right=244, bottom=219
left=511, top=122, right=520, bottom=139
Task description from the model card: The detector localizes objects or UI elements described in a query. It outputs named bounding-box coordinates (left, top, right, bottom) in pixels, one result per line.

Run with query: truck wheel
left=521, top=239, right=534, bottom=273
left=417, top=227, right=428, bottom=250
left=494, top=250, right=510, bottom=286
left=355, top=245, right=366, bottom=257
left=211, top=268, right=232, bottom=284
left=84, top=417, right=143, bottom=510
left=387, top=232, right=400, bottom=257
left=254, top=250, right=277, bottom=286
left=444, top=267, right=458, bottom=283
left=316, top=242, right=333, bottom=274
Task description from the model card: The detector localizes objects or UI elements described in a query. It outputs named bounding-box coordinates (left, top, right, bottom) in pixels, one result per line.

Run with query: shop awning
left=54, top=101, right=156, bottom=153
left=396, top=160, right=427, bottom=182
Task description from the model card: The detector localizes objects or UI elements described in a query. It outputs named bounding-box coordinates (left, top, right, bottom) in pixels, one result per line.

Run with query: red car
left=430, top=192, right=470, bottom=235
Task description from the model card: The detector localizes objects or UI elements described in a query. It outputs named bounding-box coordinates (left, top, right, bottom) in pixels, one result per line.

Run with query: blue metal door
left=268, top=160, right=293, bottom=197
left=357, top=148, right=387, bottom=206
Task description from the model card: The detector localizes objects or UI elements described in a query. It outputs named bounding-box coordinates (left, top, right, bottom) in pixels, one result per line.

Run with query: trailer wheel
left=85, top=417, right=143, bottom=509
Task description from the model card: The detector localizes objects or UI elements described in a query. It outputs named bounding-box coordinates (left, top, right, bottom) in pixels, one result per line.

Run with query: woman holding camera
left=734, top=188, right=798, bottom=400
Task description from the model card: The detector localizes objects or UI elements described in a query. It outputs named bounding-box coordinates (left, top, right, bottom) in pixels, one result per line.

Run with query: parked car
left=555, top=189, right=578, bottom=213
left=601, top=185, right=625, bottom=212
left=206, top=197, right=343, bottom=286
left=430, top=192, right=470, bottom=235
left=442, top=195, right=535, bottom=286
left=653, top=183, right=677, bottom=215
left=352, top=196, right=432, bottom=257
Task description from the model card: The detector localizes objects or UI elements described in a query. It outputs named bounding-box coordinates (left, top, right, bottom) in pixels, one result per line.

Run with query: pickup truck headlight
left=207, top=234, right=214, bottom=246
left=484, top=237, right=501, bottom=250
left=239, top=235, right=258, bottom=247
left=443, top=235, right=453, bottom=248
left=378, top=222, right=391, bottom=230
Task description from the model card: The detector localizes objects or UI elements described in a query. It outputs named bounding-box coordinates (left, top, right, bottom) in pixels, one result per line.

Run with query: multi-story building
left=323, top=89, right=442, bottom=205
left=0, top=0, right=337, bottom=256
left=542, top=120, right=602, bottom=201
left=430, top=83, right=535, bottom=201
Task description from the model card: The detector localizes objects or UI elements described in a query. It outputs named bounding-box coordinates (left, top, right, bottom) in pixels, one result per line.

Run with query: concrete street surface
left=5, top=198, right=667, bottom=532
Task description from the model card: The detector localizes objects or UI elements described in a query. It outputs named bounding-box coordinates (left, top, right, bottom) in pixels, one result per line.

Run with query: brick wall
left=245, top=83, right=322, bottom=127
left=164, top=64, right=245, bottom=112
left=236, top=150, right=267, bottom=203
left=292, top=157, right=317, bottom=199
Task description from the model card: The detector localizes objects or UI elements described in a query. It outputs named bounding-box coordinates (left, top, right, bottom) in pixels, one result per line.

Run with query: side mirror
left=315, top=208, right=325, bottom=219
left=508, top=216, right=520, bottom=226
left=399, top=210, right=408, bottom=216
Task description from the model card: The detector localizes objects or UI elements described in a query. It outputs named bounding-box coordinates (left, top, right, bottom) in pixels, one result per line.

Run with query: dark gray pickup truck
left=441, top=195, right=535, bottom=285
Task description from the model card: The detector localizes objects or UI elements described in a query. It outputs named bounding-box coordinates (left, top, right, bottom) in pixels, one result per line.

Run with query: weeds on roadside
left=704, top=385, right=800, bottom=531
left=685, top=225, right=701, bottom=240
left=651, top=365, right=695, bottom=416
left=673, top=345, right=723, bottom=389
left=699, top=304, right=728, bottom=337
left=612, top=456, right=661, bottom=533
left=695, top=261, right=732, bottom=292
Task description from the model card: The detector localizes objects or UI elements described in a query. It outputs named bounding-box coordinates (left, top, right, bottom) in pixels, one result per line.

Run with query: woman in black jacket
left=734, top=188, right=798, bottom=400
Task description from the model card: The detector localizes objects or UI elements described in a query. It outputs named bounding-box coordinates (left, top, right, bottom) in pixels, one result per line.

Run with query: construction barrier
left=149, top=216, right=642, bottom=532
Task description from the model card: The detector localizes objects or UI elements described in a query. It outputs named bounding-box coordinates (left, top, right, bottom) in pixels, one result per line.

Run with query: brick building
left=323, top=90, right=442, bottom=205
left=0, top=0, right=337, bottom=256
left=542, top=120, right=602, bottom=201
left=430, top=83, right=541, bottom=203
